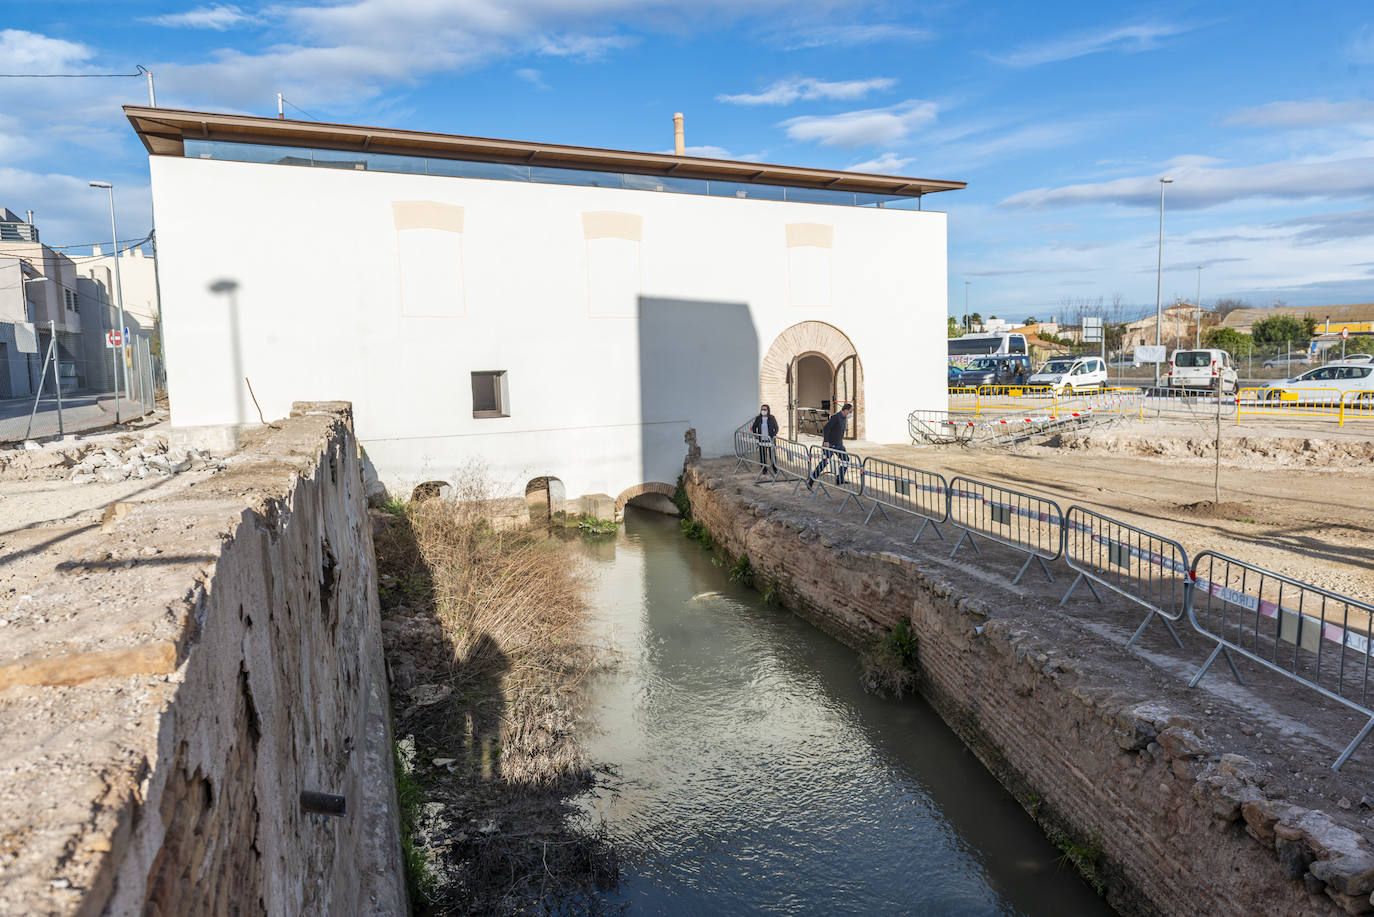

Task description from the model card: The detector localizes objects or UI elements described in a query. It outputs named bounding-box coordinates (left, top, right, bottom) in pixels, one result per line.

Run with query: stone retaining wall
left=0, top=403, right=405, bottom=915
left=684, top=461, right=1374, bottom=917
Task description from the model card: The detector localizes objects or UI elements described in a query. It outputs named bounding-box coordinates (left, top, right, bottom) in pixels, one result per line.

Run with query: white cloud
left=1349, top=24, right=1374, bottom=62
left=531, top=33, right=636, bottom=60
left=514, top=67, right=548, bottom=89
left=0, top=29, right=93, bottom=72
left=846, top=152, right=912, bottom=173
left=718, top=76, right=894, bottom=106
left=142, top=5, right=257, bottom=30
left=991, top=22, right=1192, bottom=68
left=781, top=99, right=937, bottom=148
left=782, top=24, right=933, bottom=50
left=652, top=144, right=765, bottom=161
left=1226, top=100, right=1374, bottom=129
left=0, top=167, right=152, bottom=248
left=1000, top=156, right=1374, bottom=211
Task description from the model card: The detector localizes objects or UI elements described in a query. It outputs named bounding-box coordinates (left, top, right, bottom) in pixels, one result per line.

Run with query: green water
left=573, top=507, right=1115, bottom=916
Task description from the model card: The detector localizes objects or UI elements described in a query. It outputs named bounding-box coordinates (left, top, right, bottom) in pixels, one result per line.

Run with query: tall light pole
left=90, top=181, right=127, bottom=422
left=964, top=280, right=971, bottom=332
left=1154, top=177, right=1173, bottom=386
left=1195, top=265, right=1203, bottom=348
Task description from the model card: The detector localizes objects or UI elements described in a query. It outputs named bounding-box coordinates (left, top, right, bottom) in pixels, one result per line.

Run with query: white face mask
left=761, top=409, right=768, bottom=416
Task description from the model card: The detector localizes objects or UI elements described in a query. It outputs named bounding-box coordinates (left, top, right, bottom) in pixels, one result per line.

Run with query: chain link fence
left=0, top=324, right=157, bottom=444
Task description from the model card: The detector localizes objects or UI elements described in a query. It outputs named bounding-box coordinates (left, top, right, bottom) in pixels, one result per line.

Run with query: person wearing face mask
left=749, top=404, right=779, bottom=478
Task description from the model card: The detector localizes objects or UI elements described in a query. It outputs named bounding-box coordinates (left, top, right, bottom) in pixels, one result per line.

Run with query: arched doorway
left=760, top=321, right=864, bottom=440
left=525, top=476, right=566, bottom=521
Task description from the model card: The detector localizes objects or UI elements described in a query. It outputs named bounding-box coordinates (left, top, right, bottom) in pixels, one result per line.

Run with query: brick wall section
left=685, top=463, right=1374, bottom=917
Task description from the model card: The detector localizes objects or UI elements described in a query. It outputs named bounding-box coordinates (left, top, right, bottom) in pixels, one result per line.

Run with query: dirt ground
left=862, top=413, right=1374, bottom=603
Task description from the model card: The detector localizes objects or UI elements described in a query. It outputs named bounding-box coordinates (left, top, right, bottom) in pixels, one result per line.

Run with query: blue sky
left=4, top=1, right=1374, bottom=320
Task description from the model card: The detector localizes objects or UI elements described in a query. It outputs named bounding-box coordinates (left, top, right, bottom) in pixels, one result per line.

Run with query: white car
left=1028, top=356, right=1108, bottom=393
left=1263, top=364, right=1374, bottom=402
left=1164, top=349, right=1238, bottom=393
left=1262, top=352, right=1312, bottom=368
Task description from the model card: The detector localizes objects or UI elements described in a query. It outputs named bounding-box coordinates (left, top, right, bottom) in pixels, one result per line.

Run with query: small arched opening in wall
left=525, top=476, right=567, bottom=521
left=614, top=482, right=678, bottom=520
left=759, top=321, right=864, bottom=441
left=411, top=480, right=450, bottom=502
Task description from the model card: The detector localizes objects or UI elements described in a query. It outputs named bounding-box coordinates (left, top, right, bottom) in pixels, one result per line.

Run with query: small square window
left=471, top=371, right=509, bottom=418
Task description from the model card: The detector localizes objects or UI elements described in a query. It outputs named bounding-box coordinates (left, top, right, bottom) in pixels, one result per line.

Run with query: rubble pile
left=1, top=434, right=223, bottom=484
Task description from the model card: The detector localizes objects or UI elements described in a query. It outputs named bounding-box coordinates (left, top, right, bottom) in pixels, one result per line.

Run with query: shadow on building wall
left=638, top=297, right=758, bottom=484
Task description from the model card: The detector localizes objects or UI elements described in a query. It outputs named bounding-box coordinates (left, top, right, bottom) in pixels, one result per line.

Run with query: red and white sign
left=105, top=330, right=123, bottom=348
left=1342, top=327, right=1350, bottom=341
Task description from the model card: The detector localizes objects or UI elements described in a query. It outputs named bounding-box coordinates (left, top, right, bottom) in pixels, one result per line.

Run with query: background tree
left=1022, top=316, right=1038, bottom=325
left=1252, top=315, right=1317, bottom=345
left=947, top=315, right=963, bottom=337
left=1201, top=327, right=1252, bottom=353
left=969, top=311, right=983, bottom=327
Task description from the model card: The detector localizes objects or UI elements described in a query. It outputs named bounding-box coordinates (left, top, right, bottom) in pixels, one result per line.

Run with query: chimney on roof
left=26, top=210, right=33, bottom=225
left=673, top=112, right=684, bottom=156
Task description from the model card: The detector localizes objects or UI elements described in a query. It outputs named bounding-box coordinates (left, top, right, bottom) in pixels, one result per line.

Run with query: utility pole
left=1195, top=265, right=1202, bottom=349
left=964, top=280, right=970, bottom=333
left=89, top=181, right=127, bottom=421
left=1154, top=177, right=1173, bottom=387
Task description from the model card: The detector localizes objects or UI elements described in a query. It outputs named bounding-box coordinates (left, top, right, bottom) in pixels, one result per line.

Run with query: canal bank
left=680, top=458, right=1374, bottom=917
left=575, top=507, right=1111, bottom=915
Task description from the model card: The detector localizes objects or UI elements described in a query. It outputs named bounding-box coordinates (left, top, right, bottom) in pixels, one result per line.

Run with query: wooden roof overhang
left=124, top=106, right=966, bottom=199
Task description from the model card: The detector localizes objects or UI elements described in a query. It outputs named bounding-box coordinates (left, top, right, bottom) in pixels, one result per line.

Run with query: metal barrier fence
left=947, top=476, right=1064, bottom=584
left=1, top=327, right=157, bottom=445
left=909, top=410, right=975, bottom=445
left=772, top=437, right=815, bottom=495
left=948, top=387, right=980, bottom=413
left=973, top=384, right=1058, bottom=414
left=858, top=455, right=948, bottom=543
left=807, top=444, right=864, bottom=512
left=1236, top=387, right=1342, bottom=424
left=1142, top=387, right=1237, bottom=420
left=1343, top=390, right=1374, bottom=424
left=1060, top=506, right=1189, bottom=649
left=1188, top=551, right=1374, bottom=771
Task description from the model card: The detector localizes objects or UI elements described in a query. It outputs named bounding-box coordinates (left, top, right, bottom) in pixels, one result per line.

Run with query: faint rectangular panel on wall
left=393, top=201, right=466, bottom=317
left=583, top=211, right=642, bottom=319
left=786, top=222, right=833, bottom=308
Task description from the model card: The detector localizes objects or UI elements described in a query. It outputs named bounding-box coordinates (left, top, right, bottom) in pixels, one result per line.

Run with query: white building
left=128, top=107, right=963, bottom=509
left=82, top=244, right=161, bottom=331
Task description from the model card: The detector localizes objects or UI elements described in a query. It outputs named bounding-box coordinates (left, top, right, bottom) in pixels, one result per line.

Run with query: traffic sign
left=105, top=330, right=123, bottom=348
left=1342, top=327, right=1349, bottom=341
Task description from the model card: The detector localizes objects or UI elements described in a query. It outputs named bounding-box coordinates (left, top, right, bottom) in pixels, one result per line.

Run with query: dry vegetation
left=373, top=469, right=617, bottom=915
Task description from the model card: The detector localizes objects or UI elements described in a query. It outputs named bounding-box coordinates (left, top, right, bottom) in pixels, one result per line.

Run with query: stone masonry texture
left=685, top=459, right=1374, bottom=917
left=0, top=403, right=405, bottom=916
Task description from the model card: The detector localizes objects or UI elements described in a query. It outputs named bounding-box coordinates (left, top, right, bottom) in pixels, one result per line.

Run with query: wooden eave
left=124, top=106, right=966, bottom=198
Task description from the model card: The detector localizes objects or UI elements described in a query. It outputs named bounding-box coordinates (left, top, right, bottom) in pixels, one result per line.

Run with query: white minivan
left=1165, top=349, right=1238, bottom=393
left=1028, top=356, right=1108, bottom=393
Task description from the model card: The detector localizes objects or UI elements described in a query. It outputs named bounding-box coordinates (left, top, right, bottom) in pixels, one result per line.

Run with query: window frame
left=471, top=370, right=510, bottom=419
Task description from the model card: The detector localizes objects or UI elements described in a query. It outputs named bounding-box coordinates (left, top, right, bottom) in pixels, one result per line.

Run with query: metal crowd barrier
left=1060, top=506, right=1189, bottom=649
left=1143, top=387, right=1237, bottom=419
left=1342, top=391, right=1374, bottom=424
left=909, top=410, right=975, bottom=445
left=733, top=429, right=775, bottom=482
left=1188, top=551, right=1374, bottom=771
left=807, top=444, right=864, bottom=512
left=947, top=476, right=1064, bottom=584
left=975, top=384, right=1058, bottom=415
left=947, top=386, right=980, bottom=413
left=859, top=456, right=948, bottom=543
left=772, top=437, right=815, bottom=495
left=1236, top=387, right=1342, bottom=425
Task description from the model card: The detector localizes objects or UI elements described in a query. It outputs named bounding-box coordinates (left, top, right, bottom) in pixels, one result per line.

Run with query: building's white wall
left=149, top=155, right=948, bottom=499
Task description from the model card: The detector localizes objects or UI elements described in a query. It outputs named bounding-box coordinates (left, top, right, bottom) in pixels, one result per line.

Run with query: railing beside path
left=723, top=443, right=1374, bottom=770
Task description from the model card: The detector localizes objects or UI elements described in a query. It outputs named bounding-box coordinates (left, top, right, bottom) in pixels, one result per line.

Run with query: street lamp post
left=964, top=280, right=970, bottom=333
left=1154, top=177, right=1174, bottom=387
left=1195, top=265, right=1202, bottom=349
left=89, top=181, right=127, bottom=423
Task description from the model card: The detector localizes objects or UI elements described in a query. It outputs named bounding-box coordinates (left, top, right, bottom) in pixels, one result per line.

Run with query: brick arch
left=614, top=481, right=677, bottom=516
left=760, top=321, right=864, bottom=440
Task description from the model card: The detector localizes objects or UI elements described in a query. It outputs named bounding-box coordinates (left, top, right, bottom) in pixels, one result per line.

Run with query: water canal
left=573, top=507, right=1114, bottom=916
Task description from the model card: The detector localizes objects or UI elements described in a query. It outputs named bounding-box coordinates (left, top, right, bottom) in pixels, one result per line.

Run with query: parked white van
left=1165, top=349, right=1238, bottom=393
left=1028, top=356, right=1108, bottom=393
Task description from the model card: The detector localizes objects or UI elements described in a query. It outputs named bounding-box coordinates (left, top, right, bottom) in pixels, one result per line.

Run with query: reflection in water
left=575, top=508, right=1115, bottom=916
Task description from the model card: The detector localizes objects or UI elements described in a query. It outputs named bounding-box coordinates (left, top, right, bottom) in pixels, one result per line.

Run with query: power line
left=279, top=96, right=318, bottom=120
left=0, top=64, right=149, bottom=78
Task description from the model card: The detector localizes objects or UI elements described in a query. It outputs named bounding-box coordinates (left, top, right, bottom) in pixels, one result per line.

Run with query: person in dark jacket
left=808, top=403, right=853, bottom=489
left=749, top=404, right=779, bottom=475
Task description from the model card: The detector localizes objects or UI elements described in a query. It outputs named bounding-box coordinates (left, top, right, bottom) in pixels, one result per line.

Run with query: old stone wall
left=684, top=461, right=1374, bottom=917
left=0, top=404, right=405, bottom=915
